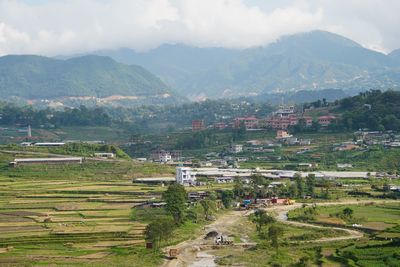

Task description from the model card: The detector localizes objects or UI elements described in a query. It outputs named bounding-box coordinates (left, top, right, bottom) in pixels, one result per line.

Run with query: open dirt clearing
left=162, top=199, right=400, bottom=267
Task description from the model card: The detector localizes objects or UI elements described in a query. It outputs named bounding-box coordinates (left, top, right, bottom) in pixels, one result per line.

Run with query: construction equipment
left=283, top=198, right=295, bottom=205
left=169, top=248, right=179, bottom=259
left=215, top=235, right=233, bottom=245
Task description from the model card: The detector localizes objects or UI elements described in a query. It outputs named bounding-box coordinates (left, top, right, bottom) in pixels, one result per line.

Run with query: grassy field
left=211, top=216, right=351, bottom=267
left=288, top=203, right=400, bottom=232
left=210, top=202, right=400, bottom=266
left=284, top=203, right=400, bottom=266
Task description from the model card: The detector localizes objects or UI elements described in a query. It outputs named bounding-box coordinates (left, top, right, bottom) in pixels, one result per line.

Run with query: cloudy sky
left=0, top=0, right=399, bottom=56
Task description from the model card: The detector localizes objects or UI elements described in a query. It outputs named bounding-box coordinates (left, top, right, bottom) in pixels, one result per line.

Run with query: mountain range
left=0, top=55, right=178, bottom=106
left=94, top=30, right=400, bottom=99
left=1, top=30, right=400, bottom=105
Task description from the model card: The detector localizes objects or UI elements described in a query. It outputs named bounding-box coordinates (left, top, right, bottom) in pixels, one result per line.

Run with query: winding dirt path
left=162, top=199, right=399, bottom=267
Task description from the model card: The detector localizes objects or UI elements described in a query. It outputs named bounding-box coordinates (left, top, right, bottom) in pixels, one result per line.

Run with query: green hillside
left=335, top=90, right=400, bottom=131
left=0, top=55, right=174, bottom=100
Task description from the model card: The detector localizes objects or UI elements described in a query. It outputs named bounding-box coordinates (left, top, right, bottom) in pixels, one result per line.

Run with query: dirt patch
left=0, top=226, right=45, bottom=232
left=362, top=221, right=395, bottom=231
left=0, top=211, right=46, bottom=217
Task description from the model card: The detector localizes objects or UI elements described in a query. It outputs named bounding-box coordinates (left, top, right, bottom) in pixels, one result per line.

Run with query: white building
left=337, top=164, right=353, bottom=169
left=214, top=177, right=234, bottom=183
left=160, top=153, right=172, bottom=163
left=229, top=144, right=243, bottom=154
left=34, top=142, right=65, bottom=147
left=176, top=167, right=197, bottom=186
left=94, top=152, right=115, bottom=159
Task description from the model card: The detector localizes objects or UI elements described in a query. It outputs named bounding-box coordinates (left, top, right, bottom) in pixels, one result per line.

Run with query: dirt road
left=162, top=199, right=399, bottom=267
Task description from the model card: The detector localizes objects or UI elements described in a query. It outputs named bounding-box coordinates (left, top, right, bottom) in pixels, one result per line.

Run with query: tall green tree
left=268, top=225, right=284, bottom=249
left=200, top=199, right=216, bottom=219
left=162, top=184, right=187, bottom=224
left=233, top=177, right=245, bottom=198
left=144, top=218, right=176, bottom=249
left=305, top=174, right=316, bottom=197
left=295, top=173, right=304, bottom=198
left=251, top=209, right=276, bottom=234
left=289, top=183, right=298, bottom=198
left=221, top=190, right=234, bottom=208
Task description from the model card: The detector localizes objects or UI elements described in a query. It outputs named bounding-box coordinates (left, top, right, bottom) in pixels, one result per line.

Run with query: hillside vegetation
left=0, top=55, right=174, bottom=102
left=335, top=90, right=400, bottom=131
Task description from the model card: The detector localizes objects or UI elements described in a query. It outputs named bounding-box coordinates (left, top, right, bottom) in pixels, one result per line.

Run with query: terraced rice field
left=0, top=151, right=171, bottom=266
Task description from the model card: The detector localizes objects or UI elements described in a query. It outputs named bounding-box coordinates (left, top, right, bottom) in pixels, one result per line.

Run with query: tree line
left=0, top=104, right=111, bottom=127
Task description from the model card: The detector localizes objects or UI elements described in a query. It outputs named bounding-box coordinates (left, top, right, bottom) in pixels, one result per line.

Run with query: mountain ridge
left=0, top=54, right=179, bottom=106
left=90, top=30, right=400, bottom=98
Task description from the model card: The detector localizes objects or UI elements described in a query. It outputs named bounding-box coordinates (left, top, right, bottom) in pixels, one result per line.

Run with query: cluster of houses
left=174, top=166, right=385, bottom=187
left=332, top=130, right=400, bottom=152
left=146, top=129, right=312, bottom=168
left=192, top=105, right=338, bottom=131
left=355, top=130, right=400, bottom=148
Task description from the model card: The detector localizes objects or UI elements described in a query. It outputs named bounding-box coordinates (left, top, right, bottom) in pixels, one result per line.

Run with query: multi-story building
left=214, top=122, right=227, bottom=130
left=176, top=167, right=197, bottom=186
left=192, top=120, right=205, bottom=131
left=318, top=116, right=337, bottom=127
left=151, top=150, right=181, bottom=163
left=229, top=144, right=243, bottom=153
left=266, top=114, right=298, bottom=129
left=233, top=117, right=259, bottom=129
left=276, top=130, right=292, bottom=139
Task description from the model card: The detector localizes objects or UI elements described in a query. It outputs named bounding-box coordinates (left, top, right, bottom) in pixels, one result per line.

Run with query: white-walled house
left=176, top=167, right=197, bottom=186
left=229, top=144, right=243, bottom=154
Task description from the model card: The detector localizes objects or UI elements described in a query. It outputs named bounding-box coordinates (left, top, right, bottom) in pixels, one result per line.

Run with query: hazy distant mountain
left=252, top=88, right=352, bottom=104
left=94, top=45, right=238, bottom=93
left=95, top=30, right=400, bottom=99
left=389, top=49, right=400, bottom=62
left=0, top=55, right=179, bottom=106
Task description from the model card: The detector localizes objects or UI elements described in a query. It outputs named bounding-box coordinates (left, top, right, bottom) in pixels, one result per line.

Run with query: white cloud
left=0, top=0, right=398, bottom=56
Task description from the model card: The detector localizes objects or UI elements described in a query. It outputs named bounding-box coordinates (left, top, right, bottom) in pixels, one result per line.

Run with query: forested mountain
left=0, top=55, right=180, bottom=106
left=335, top=90, right=400, bottom=131
left=95, top=30, right=400, bottom=99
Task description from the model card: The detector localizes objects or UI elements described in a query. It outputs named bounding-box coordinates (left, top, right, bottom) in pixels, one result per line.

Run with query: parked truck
left=215, top=235, right=233, bottom=245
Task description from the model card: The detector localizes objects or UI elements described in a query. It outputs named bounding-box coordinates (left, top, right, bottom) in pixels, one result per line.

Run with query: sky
left=0, top=0, right=399, bottom=56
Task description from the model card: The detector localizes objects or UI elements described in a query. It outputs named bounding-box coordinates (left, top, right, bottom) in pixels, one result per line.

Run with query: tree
left=268, top=225, right=284, bottom=249
left=295, top=173, right=304, bottom=198
left=289, top=183, right=298, bottom=198
left=200, top=199, right=216, bottom=219
left=144, top=218, right=176, bottom=249
left=315, top=246, right=323, bottom=266
left=251, top=209, right=275, bottom=234
left=342, top=207, right=354, bottom=218
left=221, top=190, right=234, bottom=208
left=163, top=184, right=187, bottom=224
left=233, top=177, right=245, bottom=198
left=305, top=174, right=316, bottom=197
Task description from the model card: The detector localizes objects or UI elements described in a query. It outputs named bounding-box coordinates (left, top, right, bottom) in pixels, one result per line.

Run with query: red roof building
left=192, top=120, right=205, bottom=131
left=233, top=117, right=259, bottom=129
left=318, top=116, right=337, bottom=127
